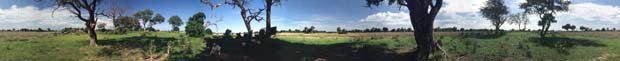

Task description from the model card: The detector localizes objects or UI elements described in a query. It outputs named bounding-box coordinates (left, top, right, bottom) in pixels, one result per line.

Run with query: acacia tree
left=561, top=24, right=572, bottom=31
left=520, top=0, right=571, bottom=37
left=168, top=15, right=183, bottom=31
left=133, top=9, right=154, bottom=30
left=508, top=13, right=529, bottom=31
left=365, top=0, right=443, bottom=60
left=201, top=0, right=265, bottom=36
left=52, top=0, right=103, bottom=46
left=149, top=14, right=166, bottom=30
left=116, top=16, right=142, bottom=31
left=481, top=0, right=509, bottom=33
left=264, top=0, right=281, bottom=33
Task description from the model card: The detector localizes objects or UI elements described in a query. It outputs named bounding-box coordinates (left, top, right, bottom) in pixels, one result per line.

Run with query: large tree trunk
left=86, top=21, right=98, bottom=46
left=407, top=0, right=438, bottom=60
left=495, top=25, right=500, bottom=34
left=265, top=0, right=272, bottom=33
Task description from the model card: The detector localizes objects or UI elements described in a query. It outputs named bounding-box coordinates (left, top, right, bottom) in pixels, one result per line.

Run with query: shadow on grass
left=198, top=36, right=412, bottom=61
left=527, top=37, right=606, bottom=54
left=461, top=32, right=507, bottom=39
left=97, top=36, right=177, bottom=56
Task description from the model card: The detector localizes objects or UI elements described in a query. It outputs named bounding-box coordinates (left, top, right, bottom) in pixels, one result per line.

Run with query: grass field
left=0, top=32, right=205, bottom=61
left=274, top=32, right=620, bottom=61
left=0, top=31, right=619, bottom=61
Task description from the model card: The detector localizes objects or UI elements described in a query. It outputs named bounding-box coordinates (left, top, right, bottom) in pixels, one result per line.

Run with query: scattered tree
left=116, top=16, right=142, bottom=31
left=508, top=13, right=529, bottom=30
left=50, top=0, right=103, bottom=46
left=133, top=9, right=154, bottom=30
left=264, top=0, right=282, bottom=33
left=168, top=15, right=183, bottom=32
left=185, top=12, right=206, bottom=37
left=336, top=27, right=347, bottom=34
left=98, top=23, right=107, bottom=31
left=149, top=13, right=166, bottom=30
left=521, top=0, right=571, bottom=37
left=481, top=0, right=509, bottom=34
left=205, top=28, right=213, bottom=35
left=365, top=0, right=444, bottom=60
left=201, top=0, right=265, bottom=36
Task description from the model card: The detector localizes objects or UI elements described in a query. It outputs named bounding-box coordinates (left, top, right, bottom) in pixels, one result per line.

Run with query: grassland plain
left=0, top=32, right=205, bottom=61
left=1, top=31, right=619, bottom=61
left=275, top=32, right=620, bottom=61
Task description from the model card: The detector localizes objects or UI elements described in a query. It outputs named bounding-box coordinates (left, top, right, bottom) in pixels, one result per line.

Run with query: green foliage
left=184, top=12, right=206, bottom=37
left=521, top=0, right=571, bottom=37
left=336, top=27, right=347, bottom=34
left=204, top=28, right=213, bottom=35
left=115, top=16, right=142, bottom=32
left=480, top=0, right=509, bottom=33
left=133, top=9, right=154, bottom=28
left=168, top=15, right=183, bottom=32
left=150, top=14, right=165, bottom=27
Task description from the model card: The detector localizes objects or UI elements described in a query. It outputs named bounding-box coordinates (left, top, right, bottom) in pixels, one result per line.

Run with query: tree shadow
left=97, top=36, right=177, bottom=56
left=461, top=32, right=507, bottom=39
left=527, top=37, right=606, bottom=55
left=198, top=35, right=412, bottom=61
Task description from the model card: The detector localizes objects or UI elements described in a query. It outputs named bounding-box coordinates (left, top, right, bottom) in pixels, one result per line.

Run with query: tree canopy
left=481, top=0, right=509, bottom=33
left=168, top=15, right=183, bottom=31
left=185, top=12, right=206, bottom=37
left=133, top=9, right=154, bottom=29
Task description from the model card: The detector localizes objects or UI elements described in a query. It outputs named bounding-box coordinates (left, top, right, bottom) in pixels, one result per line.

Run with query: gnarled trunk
left=86, top=21, right=98, bottom=46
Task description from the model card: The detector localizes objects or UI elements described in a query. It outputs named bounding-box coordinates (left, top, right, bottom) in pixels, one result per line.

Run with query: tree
left=133, top=9, right=154, bottom=30
left=508, top=13, right=529, bottom=31
left=562, top=24, right=569, bottom=31
left=98, top=23, right=106, bottom=31
left=185, top=12, right=206, bottom=37
left=201, top=0, right=265, bottom=36
left=116, top=16, right=142, bottom=31
left=103, top=0, right=129, bottom=31
left=569, top=25, right=576, bottom=31
left=382, top=27, right=389, bottom=32
left=481, top=0, right=509, bottom=34
left=264, top=0, right=282, bottom=34
left=336, top=27, right=347, bottom=34
left=205, top=28, right=213, bottom=35
left=579, top=26, right=591, bottom=31
left=365, top=0, right=443, bottom=60
left=51, top=0, right=103, bottom=46
left=168, top=15, right=183, bottom=32
left=521, top=0, right=571, bottom=37
left=150, top=14, right=165, bottom=29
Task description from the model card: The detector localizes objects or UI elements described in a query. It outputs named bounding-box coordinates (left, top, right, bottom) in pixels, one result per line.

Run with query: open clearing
left=1, top=31, right=619, bottom=61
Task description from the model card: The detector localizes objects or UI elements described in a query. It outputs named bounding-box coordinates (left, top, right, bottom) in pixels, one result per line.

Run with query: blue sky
left=1, top=0, right=620, bottom=32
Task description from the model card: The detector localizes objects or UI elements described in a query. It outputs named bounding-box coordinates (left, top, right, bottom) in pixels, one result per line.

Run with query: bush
left=185, top=12, right=206, bottom=37
left=205, top=28, right=213, bottom=35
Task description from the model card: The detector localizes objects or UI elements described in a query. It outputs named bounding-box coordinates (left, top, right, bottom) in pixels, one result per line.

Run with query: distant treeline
left=0, top=28, right=54, bottom=32
left=277, top=26, right=619, bottom=34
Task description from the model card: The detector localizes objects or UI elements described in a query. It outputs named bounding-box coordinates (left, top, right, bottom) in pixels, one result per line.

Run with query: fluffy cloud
left=0, top=5, right=112, bottom=30
left=564, top=3, right=620, bottom=23
left=442, top=0, right=487, bottom=14
left=360, top=11, right=410, bottom=25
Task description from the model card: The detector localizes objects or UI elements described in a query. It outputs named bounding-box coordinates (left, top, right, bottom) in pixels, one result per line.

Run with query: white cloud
left=442, top=0, right=487, bottom=14
left=564, top=3, right=620, bottom=23
left=359, top=11, right=410, bottom=25
left=0, top=5, right=112, bottom=30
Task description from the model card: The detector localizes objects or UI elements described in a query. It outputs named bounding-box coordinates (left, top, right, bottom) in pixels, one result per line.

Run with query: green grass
left=276, top=32, right=620, bottom=61
left=0, top=31, right=206, bottom=61
left=2, top=31, right=620, bottom=61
